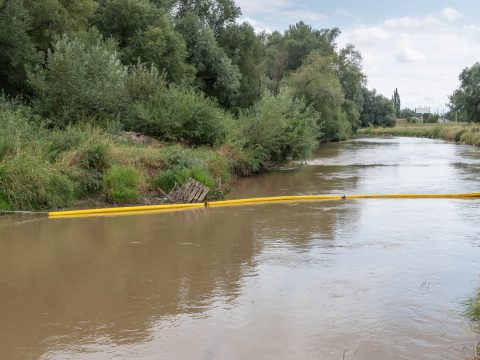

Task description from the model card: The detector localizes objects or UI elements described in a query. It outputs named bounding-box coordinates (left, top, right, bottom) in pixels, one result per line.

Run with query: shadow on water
left=0, top=199, right=354, bottom=359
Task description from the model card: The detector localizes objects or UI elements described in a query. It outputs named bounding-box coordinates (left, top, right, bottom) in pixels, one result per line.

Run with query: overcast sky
left=236, top=0, right=480, bottom=112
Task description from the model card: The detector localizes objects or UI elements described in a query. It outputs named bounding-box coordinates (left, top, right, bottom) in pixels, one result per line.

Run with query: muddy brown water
left=1, top=138, right=480, bottom=360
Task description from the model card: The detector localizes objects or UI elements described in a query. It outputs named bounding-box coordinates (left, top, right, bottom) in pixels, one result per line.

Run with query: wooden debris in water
left=167, top=178, right=210, bottom=204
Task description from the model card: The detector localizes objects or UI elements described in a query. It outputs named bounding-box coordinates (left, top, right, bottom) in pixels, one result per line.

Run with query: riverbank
left=0, top=95, right=319, bottom=212
left=357, top=123, right=480, bottom=146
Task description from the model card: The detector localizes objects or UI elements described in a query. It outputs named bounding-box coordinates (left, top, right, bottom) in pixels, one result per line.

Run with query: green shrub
left=453, top=129, right=467, bottom=142
left=103, top=166, right=141, bottom=203
left=0, top=195, right=11, bottom=211
left=191, top=167, right=215, bottom=188
left=154, top=166, right=215, bottom=193
left=160, top=144, right=202, bottom=169
left=81, top=142, right=110, bottom=172
left=29, top=30, right=128, bottom=126
left=47, top=127, right=85, bottom=161
left=465, top=290, right=480, bottom=331
left=0, top=97, right=44, bottom=160
left=125, top=84, right=231, bottom=146
left=0, top=155, right=75, bottom=210
left=232, top=92, right=319, bottom=173
left=154, top=168, right=191, bottom=193
left=0, top=165, right=10, bottom=211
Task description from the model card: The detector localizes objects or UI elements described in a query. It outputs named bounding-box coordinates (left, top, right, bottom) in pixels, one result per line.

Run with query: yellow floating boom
left=47, top=192, right=480, bottom=219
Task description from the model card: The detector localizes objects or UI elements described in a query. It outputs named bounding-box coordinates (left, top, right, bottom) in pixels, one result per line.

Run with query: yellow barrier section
left=208, top=195, right=343, bottom=207
left=48, top=192, right=480, bottom=219
left=347, top=192, right=480, bottom=199
left=48, top=202, right=205, bottom=218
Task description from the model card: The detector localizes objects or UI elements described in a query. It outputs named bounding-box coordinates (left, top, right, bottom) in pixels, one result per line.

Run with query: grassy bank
left=0, top=112, right=243, bottom=211
left=0, top=125, right=232, bottom=211
left=357, top=123, right=480, bottom=146
left=0, top=96, right=317, bottom=212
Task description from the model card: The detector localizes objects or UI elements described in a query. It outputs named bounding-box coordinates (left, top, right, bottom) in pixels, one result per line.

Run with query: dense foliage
left=360, top=88, right=396, bottom=128
left=0, top=0, right=396, bottom=210
left=449, top=63, right=480, bottom=123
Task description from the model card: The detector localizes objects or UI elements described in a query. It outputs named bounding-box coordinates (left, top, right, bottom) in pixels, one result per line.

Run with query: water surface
left=1, top=137, right=480, bottom=359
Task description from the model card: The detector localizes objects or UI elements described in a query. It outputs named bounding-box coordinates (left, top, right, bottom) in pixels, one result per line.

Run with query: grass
left=464, top=290, right=480, bottom=360
left=103, top=166, right=142, bottom=203
left=465, top=290, right=480, bottom=330
left=357, top=122, right=480, bottom=146
left=0, top=103, right=246, bottom=210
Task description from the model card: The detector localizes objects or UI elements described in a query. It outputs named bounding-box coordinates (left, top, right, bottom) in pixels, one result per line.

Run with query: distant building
left=415, top=106, right=431, bottom=115
left=415, top=107, right=431, bottom=123
left=438, top=117, right=448, bottom=123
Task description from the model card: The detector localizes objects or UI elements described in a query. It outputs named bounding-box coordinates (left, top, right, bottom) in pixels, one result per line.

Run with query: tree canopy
left=449, top=63, right=480, bottom=123
left=0, top=0, right=397, bottom=146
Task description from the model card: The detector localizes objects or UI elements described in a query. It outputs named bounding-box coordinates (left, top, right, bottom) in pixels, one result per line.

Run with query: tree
left=400, top=108, right=415, bottom=118
left=265, top=22, right=340, bottom=79
left=0, top=0, right=41, bottom=95
left=173, top=0, right=241, bottom=35
left=94, top=0, right=162, bottom=47
left=449, top=63, right=480, bottom=123
left=122, top=22, right=195, bottom=83
left=361, top=88, right=396, bottom=127
left=175, top=12, right=241, bottom=108
left=287, top=52, right=350, bottom=141
left=336, top=44, right=366, bottom=131
left=24, top=0, right=98, bottom=51
left=29, top=31, right=129, bottom=125
left=235, top=91, right=320, bottom=170
left=216, top=22, right=265, bottom=110
left=392, top=88, right=401, bottom=117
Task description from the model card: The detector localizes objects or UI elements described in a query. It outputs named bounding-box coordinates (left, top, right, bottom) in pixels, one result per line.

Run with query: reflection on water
left=1, top=138, right=480, bottom=359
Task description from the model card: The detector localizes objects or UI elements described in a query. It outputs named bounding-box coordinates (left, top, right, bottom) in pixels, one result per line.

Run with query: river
left=1, top=137, right=480, bottom=359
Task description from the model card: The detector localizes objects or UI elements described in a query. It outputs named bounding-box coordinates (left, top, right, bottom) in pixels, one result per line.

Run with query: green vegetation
left=449, top=63, right=480, bottom=123
left=154, top=167, right=214, bottom=193
left=0, top=0, right=400, bottom=211
left=465, top=290, right=480, bottom=331
left=103, top=166, right=142, bottom=203
left=392, top=88, right=401, bottom=118
left=360, top=88, right=396, bottom=128
left=357, top=123, right=480, bottom=146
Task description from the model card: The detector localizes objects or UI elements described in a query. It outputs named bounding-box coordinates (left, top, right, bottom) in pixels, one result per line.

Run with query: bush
left=154, top=168, right=191, bottom=193
left=125, top=84, right=231, bottom=146
left=0, top=96, right=44, bottom=159
left=29, top=30, right=128, bottom=126
left=465, top=290, right=480, bottom=331
left=0, top=155, right=75, bottom=210
left=46, top=127, right=86, bottom=161
left=159, top=144, right=202, bottom=169
left=0, top=195, right=11, bottom=211
left=232, top=92, right=320, bottom=173
left=103, top=166, right=141, bottom=203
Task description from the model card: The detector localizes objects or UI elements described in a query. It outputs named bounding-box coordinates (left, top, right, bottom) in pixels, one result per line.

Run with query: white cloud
left=396, top=47, right=427, bottom=63
left=338, top=7, right=480, bottom=111
left=284, top=10, right=328, bottom=23
left=384, top=15, right=442, bottom=29
left=441, top=7, right=463, bottom=22
left=235, top=0, right=292, bottom=15
left=236, top=0, right=327, bottom=26
left=239, top=17, right=272, bottom=34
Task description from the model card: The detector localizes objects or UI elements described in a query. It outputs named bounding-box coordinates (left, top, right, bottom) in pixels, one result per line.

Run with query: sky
left=236, top=0, right=480, bottom=113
